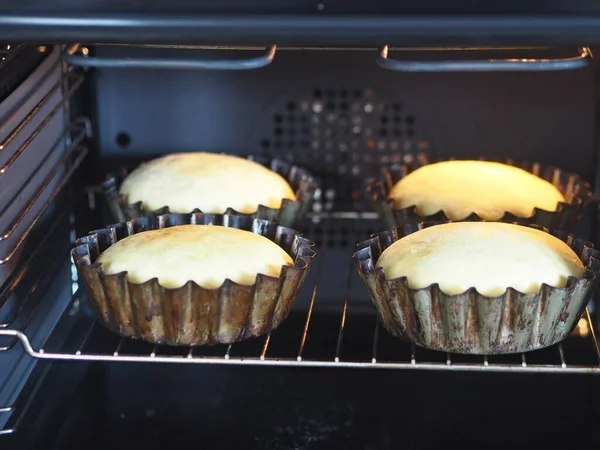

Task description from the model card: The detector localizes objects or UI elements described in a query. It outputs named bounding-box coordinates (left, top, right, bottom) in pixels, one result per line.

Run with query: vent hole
left=116, top=132, right=131, bottom=148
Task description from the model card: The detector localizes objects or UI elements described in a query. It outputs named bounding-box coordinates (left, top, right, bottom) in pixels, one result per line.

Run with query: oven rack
left=0, top=213, right=598, bottom=375
left=61, top=44, right=594, bottom=73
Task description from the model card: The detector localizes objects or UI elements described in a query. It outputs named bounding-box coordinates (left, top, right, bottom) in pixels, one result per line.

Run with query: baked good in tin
left=97, top=224, right=294, bottom=289
left=354, top=221, right=600, bottom=354
left=376, top=222, right=584, bottom=297
left=120, top=152, right=296, bottom=214
left=388, top=160, right=565, bottom=221
left=73, top=214, right=315, bottom=346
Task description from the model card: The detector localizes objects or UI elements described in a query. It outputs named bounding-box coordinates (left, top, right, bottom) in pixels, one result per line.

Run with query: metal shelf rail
left=0, top=44, right=90, bottom=435
left=0, top=213, right=598, bottom=374
left=4, top=3, right=600, bottom=46
left=61, top=44, right=593, bottom=73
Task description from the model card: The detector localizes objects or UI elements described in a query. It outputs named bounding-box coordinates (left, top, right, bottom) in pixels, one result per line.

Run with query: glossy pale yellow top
left=120, top=152, right=296, bottom=214
left=388, top=160, right=565, bottom=220
left=376, top=222, right=584, bottom=296
left=97, top=225, right=293, bottom=289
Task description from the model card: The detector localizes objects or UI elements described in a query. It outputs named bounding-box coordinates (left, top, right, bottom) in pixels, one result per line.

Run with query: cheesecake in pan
left=354, top=221, right=600, bottom=354
left=103, top=152, right=319, bottom=228
left=367, top=157, right=592, bottom=231
left=73, top=213, right=316, bottom=346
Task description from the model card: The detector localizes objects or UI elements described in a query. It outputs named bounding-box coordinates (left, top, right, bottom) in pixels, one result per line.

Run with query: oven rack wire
left=0, top=212, right=598, bottom=375
left=63, top=43, right=593, bottom=73
left=1, top=293, right=599, bottom=374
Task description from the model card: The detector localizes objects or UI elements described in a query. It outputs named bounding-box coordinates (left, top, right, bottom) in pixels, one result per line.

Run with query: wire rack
left=0, top=212, right=598, bottom=374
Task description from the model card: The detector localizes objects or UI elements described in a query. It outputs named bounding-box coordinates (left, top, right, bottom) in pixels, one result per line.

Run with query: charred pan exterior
left=72, top=213, right=316, bottom=346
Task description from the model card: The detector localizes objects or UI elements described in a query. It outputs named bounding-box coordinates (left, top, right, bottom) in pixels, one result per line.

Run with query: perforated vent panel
left=258, top=87, right=430, bottom=211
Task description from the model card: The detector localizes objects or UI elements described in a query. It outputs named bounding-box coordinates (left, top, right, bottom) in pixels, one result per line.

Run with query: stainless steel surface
left=0, top=46, right=90, bottom=436
left=0, top=407, right=14, bottom=435
left=0, top=139, right=88, bottom=349
left=86, top=45, right=569, bottom=51
left=0, top=216, right=598, bottom=373
left=377, top=46, right=593, bottom=72
left=5, top=8, right=600, bottom=47
left=0, top=126, right=87, bottom=255
left=62, top=44, right=594, bottom=73
left=0, top=71, right=81, bottom=175
left=0, top=353, right=53, bottom=435
left=63, top=44, right=278, bottom=70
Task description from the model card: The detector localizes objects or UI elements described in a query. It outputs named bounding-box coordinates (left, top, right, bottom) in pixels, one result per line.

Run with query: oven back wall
left=94, top=47, right=596, bottom=177
left=92, top=46, right=598, bottom=310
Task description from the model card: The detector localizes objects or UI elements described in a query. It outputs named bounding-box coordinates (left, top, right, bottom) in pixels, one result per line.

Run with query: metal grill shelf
left=0, top=214, right=598, bottom=374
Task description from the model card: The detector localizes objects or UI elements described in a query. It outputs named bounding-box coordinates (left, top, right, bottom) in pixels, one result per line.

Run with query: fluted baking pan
left=366, top=154, right=593, bottom=232
left=72, top=213, right=316, bottom=346
left=353, top=222, right=600, bottom=355
left=102, top=155, right=319, bottom=228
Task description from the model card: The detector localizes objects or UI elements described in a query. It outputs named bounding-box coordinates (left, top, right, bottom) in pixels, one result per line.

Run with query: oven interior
left=0, top=42, right=598, bottom=449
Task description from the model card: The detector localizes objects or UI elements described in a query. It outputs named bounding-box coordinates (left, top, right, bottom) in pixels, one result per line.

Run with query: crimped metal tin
left=366, top=154, right=593, bottom=232
left=72, top=213, right=316, bottom=346
left=353, top=222, right=600, bottom=355
left=102, top=155, right=319, bottom=228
